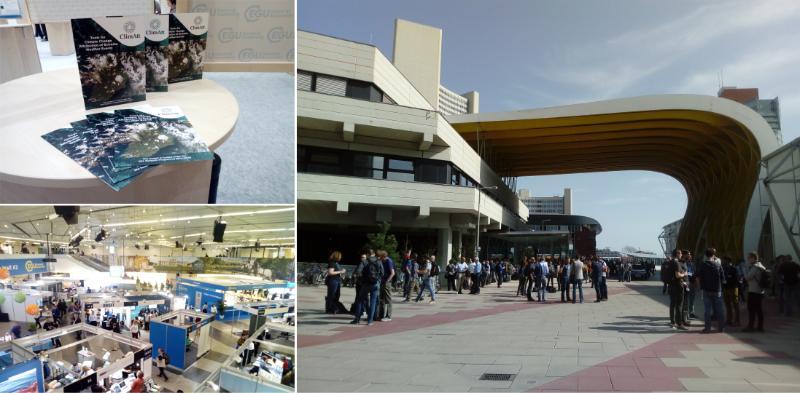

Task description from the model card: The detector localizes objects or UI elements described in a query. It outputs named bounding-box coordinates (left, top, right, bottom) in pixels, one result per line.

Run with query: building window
left=353, top=153, right=384, bottom=179
left=315, top=74, right=347, bottom=96
left=346, top=79, right=382, bottom=102
left=306, top=149, right=343, bottom=174
left=416, top=161, right=448, bottom=184
left=298, top=71, right=313, bottom=91
left=298, top=70, right=395, bottom=105
left=386, top=158, right=415, bottom=182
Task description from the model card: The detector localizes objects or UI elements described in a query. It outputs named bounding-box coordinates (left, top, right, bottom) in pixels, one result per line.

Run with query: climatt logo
left=268, top=26, right=293, bottom=43
left=149, top=19, right=161, bottom=30
left=120, top=21, right=141, bottom=40
left=190, top=15, right=207, bottom=31
left=124, top=21, right=136, bottom=33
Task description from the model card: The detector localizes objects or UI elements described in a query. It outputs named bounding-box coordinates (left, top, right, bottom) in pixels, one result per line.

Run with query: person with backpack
left=721, top=256, right=740, bottom=327
left=517, top=258, right=529, bottom=297
left=696, top=248, right=726, bottom=333
left=429, top=256, right=440, bottom=295
left=660, top=259, right=670, bottom=295
left=495, top=259, right=506, bottom=289
left=591, top=257, right=605, bottom=302
left=446, top=260, right=457, bottom=291
left=376, top=250, right=395, bottom=322
left=415, top=256, right=436, bottom=303
left=778, top=256, right=798, bottom=317
left=401, top=251, right=414, bottom=301
left=350, top=250, right=383, bottom=326
left=742, top=252, right=766, bottom=332
left=665, top=249, right=688, bottom=330
left=560, top=258, right=572, bottom=302
left=156, top=348, right=169, bottom=381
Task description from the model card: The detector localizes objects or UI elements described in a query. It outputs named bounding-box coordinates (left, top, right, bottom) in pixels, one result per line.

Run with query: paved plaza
left=297, top=279, right=800, bottom=392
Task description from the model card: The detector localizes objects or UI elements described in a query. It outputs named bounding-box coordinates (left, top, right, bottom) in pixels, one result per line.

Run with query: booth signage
left=0, top=258, right=49, bottom=276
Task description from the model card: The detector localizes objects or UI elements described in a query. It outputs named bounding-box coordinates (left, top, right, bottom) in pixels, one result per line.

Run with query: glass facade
left=298, top=145, right=477, bottom=187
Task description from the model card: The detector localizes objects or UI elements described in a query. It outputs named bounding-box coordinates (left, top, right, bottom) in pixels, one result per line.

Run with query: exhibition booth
left=176, top=275, right=293, bottom=320
left=11, top=323, right=152, bottom=392
left=210, top=321, right=294, bottom=392
left=79, top=292, right=170, bottom=325
left=149, top=309, right=213, bottom=372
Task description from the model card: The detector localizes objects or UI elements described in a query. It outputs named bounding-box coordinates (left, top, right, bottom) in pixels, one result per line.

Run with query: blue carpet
left=205, top=72, right=295, bottom=204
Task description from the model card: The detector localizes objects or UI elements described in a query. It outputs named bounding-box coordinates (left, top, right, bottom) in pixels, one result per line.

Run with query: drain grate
left=479, top=373, right=516, bottom=381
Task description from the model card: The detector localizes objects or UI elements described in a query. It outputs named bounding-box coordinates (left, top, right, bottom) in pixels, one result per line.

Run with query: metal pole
left=476, top=189, right=481, bottom=260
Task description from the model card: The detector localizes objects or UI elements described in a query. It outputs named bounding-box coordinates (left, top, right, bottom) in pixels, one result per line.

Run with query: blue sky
left=299, top=0, right=800, bottom=253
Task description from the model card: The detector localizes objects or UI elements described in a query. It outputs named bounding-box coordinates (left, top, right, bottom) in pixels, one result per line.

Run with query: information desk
left=0, top=68, right=240, bottom=203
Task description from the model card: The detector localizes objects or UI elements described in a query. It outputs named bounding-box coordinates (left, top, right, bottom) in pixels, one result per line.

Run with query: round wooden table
left=0, top=68, right=239, bottom=203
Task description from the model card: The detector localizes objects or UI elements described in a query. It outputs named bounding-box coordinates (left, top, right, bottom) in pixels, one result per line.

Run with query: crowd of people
left=662, top=248, right=799, bottom=333
left=323, top=249, right=623, bottom=327
left=322, top=246, right=800, bottom=332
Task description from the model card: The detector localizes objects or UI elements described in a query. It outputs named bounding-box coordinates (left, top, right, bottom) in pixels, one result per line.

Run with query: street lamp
left=475, top=185, right=498, bottom=260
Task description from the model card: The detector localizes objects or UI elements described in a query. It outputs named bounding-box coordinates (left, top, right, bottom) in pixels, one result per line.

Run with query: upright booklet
left=71, top=16, right=147, bottom=109
left=168, top=13, right=208, bottom=83
left=145, top=14, right=169, bottom=92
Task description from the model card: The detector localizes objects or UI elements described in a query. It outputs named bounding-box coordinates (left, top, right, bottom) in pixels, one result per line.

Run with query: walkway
left=297, top=279, right=800, bottom=392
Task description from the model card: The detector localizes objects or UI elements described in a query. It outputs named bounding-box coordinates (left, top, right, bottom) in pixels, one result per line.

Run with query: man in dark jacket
left=697, top=248, right=726, bottom=333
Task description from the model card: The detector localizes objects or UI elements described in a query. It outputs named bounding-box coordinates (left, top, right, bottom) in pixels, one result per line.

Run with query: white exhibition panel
left=0, top=290, right=42, bottom=322
left=187, top=0, right=294, bottom=64
left=26, top=0, right=151, bottom=23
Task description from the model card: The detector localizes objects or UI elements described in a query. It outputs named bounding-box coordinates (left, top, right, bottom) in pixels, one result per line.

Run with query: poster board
left=186, top=0, right=293, bottom=71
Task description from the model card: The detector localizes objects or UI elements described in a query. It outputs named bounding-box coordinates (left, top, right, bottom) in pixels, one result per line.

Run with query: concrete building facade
left=517, top=188, right=573, bottom=215
left=296, top=23, right=528, bottom=266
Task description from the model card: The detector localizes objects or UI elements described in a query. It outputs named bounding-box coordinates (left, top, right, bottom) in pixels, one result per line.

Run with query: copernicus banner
left=0, top=258, right=50, bottom=276
left=186, top=0, right=294, bottom=65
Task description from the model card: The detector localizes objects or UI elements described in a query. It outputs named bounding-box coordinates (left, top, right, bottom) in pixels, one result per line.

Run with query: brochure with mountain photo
left=168, top=12, right=208, bottom=83
left=71, top=16, right=147, bottom=109
left=145, top=14, right=170, bottom=92
left=110, top=106, right=214, bottom=167
left=40, top=126, right=135, bottom=191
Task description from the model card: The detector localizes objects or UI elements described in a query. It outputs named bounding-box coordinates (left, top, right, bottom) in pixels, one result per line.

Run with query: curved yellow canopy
left=449, top=95, right=779, bottom=258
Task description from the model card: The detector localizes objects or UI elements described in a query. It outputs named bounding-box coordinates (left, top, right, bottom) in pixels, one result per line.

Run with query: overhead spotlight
left=91, top=244, right=96, bottom=250
left=213, top=218, right=226, bottom=242
left=69, top=235, right=83, bottom=248
left=196, top=238, right=204, bottom=246
left=183, top=245, right=188, bottom=251
left=134, top=244, right=141, bottom=250
left=95, top=229, right=107, bottom=242
left=175, top=241, right=182, bottom=248
left=144, top=244, right=150, bottom=250
left=54, top=206, right=80, bottom=225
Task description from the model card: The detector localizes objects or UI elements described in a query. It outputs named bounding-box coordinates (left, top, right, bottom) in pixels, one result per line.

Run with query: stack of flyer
left=41, top=105, right=214, bottom=191
left=71, top=13, right=208, bottom=109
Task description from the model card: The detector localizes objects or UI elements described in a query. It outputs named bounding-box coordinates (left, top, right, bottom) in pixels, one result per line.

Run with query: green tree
left=365, top=222, right=400, bottom=262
